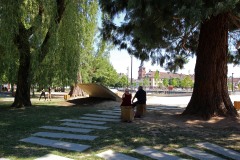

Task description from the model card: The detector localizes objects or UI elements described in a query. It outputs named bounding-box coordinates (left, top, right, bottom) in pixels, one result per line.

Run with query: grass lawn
left=0, top=96, right=240, bottom=160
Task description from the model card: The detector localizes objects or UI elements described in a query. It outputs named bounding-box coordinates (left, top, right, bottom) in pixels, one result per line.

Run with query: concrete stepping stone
left=84, top=113, right=120, bottom=119
left=97, top=150, right=139, bottom=160
left=113, top=108, right=121, bottom=111
left=40, top=126, right=93, bottom=133
left=176, top=147, right=224, bottom=160
left=33, top=132, right=97, bottom=141
left=147, top=107, right=181, bottom=110
left=80, top=116, right=120, bottom=122
left=62, top=122, right=109, bottom=130
left=20, top=137, right=90, bottom=152
left=196, top=142, right=240, bottom=160
left=98, top=110, right=121, bottom=113
left=35, top=154, right=73, bottom=160
left=0, top=158, right=10, bottom=160
left=100, top=112, right=121, bottom=116
left=133, top=146, right=184, bottom=160
left=59, top=119, right=106, bottom=125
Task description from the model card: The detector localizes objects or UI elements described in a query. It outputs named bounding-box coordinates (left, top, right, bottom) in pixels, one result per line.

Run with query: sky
left=109, top=48, right=240, bottom=79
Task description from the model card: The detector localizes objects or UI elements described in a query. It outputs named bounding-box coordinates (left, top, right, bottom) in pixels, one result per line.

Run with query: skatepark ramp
left=78, top=83, right=121, bottom=102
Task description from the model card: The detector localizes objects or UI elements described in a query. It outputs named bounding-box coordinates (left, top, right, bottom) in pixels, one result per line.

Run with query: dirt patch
left=143, top=109, right=240, bottom=130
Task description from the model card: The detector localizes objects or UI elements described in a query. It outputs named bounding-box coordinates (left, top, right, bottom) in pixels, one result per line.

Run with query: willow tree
left=100, top=0, right=240, bottom=119
left=0, top=0, right=89, bottom=107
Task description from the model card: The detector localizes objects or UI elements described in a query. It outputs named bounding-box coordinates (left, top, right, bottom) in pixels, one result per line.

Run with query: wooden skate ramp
left=78, top=83, right=121, bottom=102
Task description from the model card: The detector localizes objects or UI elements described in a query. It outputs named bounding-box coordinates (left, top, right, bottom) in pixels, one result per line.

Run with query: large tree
left=0, top=0, right=89, bottom=107
left=100, top=0, right=240, bottom=119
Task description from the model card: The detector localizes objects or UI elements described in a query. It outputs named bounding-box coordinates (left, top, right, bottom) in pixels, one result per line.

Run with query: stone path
left=80, top=116, right=120, bottom=122
left=84, top=113, right=120, bottom=119
left=19, top=109, right=116, bottom=157
left=61, top=122, right=109, bottom=130
left=59, top=119, right=106, bottom=125
left=96, top=150, right=140, bottom=160
left=40, top=126, right=93, bottom=133
left=147, top=106, right=182, bottom=110
left=98, top=109, right=121, bottom=113
left=196, top=142, right=240, bottom=160
left=18, top=107, right=240, bottom=160
left=32, top=132, right=98, bottom=141
left=20, top=137, right=90, bottom=152
left=133, top=146, right=185, bottom=160
left=176, top=147, right=224, bottom=160
left=35, top=154, right=73, bottom=160
left=100, top=111, right=121, bottom=116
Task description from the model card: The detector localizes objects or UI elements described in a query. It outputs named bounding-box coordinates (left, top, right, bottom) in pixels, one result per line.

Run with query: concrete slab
left=133, top=146, right=185, bottom=160
left=61, top=122, right=109, bottom=130
left=80, top=116, right=120, bottom=122
left=35, top=154, right=73, bottom=160
left=33, top=132, right=97, bottom=141
left=84, top=113, right=120, bottom=119
left=96, top=150, right=139, bottom=160
left=196, top=142, right=240, bottom=160
left=98, top=110, right=121, bottom=113
left=20, top=137, right=90, bottom=152
left=100, top=112, right=121, bottom=116
left=78, top=83, right=121, bottom=101
left=0, top=158, right=10, bottom=160
left=176, top=147, right=224, bottom=160
left=40, top=126, right=93, bottom=133
left=147, top=107, right=182, bottom=111
left=58, top=119, right=106, bottom=125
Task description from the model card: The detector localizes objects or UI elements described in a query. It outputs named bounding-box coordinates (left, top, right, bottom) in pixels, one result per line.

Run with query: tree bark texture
left=182, top=13, right=238, bottom=119
left=11, top=24, right=32, bottom=107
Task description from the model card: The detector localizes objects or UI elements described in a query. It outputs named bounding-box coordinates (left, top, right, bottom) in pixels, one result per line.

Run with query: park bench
left=121, top=106, right=134, bottom=122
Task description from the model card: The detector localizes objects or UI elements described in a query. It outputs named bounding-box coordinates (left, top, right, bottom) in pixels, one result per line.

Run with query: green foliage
left=163, top=78, right=169, bottom=87
left=172, top=78, right=181, bottom=87
left=181, top=76, right=194, bottom=88
left=100, top=0, right=240, bottom=71
left=114, top=75, right=128, bottom=88
left=154, top=70, right=160, bottom=82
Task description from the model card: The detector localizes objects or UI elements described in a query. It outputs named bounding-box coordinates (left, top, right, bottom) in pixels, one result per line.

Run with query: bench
left=121, top=106, right=134, bottom=122
left=135, top=104, right=146, bottom=117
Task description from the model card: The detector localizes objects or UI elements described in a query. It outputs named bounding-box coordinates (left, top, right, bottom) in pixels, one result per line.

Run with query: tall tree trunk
left=11, top=0, right=66, bottom=108
left=69, top=72, right=85, bottom=97
left=182, top=13, right=238, bottom=119
left=11, top=24, right=32, bottom=108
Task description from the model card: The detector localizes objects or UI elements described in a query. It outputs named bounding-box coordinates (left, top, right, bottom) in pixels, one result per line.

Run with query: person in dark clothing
left=132, top=86, right=146, bottom=107
left=121, top=88, right=132, bottom=106
left=39, top=88, right=46, bottom=101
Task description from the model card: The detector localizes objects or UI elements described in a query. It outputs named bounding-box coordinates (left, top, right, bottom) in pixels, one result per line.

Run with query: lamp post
left=131, top=55, right=133, bottom=86
left=127, top=67, right=129, bottom=87
left=232, top=73, right=234, bottom=92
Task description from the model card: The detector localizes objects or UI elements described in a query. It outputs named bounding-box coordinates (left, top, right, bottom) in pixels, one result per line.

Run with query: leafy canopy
left=100, top=0, right=240, bottom=72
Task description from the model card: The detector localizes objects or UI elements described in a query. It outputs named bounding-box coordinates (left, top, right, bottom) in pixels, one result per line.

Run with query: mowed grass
left=0, top=97, right=240, bottom=160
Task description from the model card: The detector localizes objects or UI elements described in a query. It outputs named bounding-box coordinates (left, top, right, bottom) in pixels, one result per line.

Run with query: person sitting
left=121, top=88, right=132, bottom=106
left=132, top=86, right=146, bottom=118
left=120, top=88, right=134, bottom=122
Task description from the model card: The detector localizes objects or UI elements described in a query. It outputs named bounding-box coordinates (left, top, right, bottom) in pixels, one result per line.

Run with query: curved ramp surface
left=78, top=83, right=121, bottom=102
